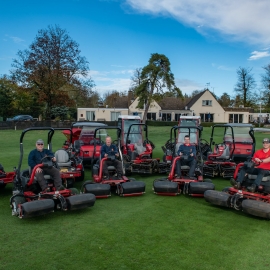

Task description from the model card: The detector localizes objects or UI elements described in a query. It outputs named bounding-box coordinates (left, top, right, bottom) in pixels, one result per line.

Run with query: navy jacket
left=28, top=149, right=54, bottom=169
left=177, top=144, right=196, bottom=161
left=101, top=144, right=119, bottom=159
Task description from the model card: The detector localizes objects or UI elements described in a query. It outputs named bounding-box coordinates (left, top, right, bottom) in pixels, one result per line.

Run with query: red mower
left=48, top=128, right=84, bottom=188
left=118, top=115, right=169, bottom=175
left=81, top=126, right=146, bottom=198
left=0, top=163, right=16, bottom=191
left=10, top=127, right=96, bottom=219
left=203, top=123, right=254, bottom=179
left=153, top=125, right=215, bottom=197
left=62, top=121, right=107, bottom=165
left=204, top=159, right=270, bottom=218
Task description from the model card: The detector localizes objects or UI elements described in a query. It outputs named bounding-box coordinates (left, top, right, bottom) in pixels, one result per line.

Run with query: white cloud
left=125, top=0, right=270, bottom=45
left=248, top=50, right=270, bottom=60
left=175, top=78, right=204, bottom=94
left=5, top=35, right=25, bottom=43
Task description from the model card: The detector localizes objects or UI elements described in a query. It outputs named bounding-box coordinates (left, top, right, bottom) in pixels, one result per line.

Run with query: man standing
left=231, top=138, right=270, bottom=192
left=175, top=135, right=197, bottom=178
left=28, top=139, right=63, bottom=192
left=101, top=136, right=123, bottom=178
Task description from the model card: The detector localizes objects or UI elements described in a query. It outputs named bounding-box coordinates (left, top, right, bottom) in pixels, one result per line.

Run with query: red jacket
left=253, top=149, right=270, bottom=169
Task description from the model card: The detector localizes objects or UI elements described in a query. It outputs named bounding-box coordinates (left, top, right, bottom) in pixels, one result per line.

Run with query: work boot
left=230, top=178, right=241, bottom=189
left=247, top=184, right=257, bottom=193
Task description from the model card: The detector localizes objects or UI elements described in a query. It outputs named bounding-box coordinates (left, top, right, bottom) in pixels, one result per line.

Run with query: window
left=200, top=113, right=214, bottom=122
left=162, top=113, right=171, bottom=121
left=174, top=114, right=181, bottom=121
left=147, top=113, right=156, bottom=120
left=202, top=100, right=212, bottom=106
left=229, top=114, right=243, bottom=123
left=86, top=111, right=95, bottom=121
left=111, top=111, right=121, bottom=121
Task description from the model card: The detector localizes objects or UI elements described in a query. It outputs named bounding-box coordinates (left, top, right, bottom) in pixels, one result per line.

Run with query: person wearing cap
left=28, top=139, right=64, bottom=192
left=175, top=135, right=197, bottom=178
left=231, top=138, right=270, bottom=192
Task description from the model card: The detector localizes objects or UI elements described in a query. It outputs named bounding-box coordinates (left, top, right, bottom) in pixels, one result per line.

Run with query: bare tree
left=234, top=67, right=256, bottom=107
left=261, top=64, right=270, bottom=108
left=11, top=25, right=92, bottom=118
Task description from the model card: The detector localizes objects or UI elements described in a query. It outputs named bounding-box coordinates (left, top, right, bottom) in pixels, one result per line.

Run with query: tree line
left=0, top=25, right=269, bottom=121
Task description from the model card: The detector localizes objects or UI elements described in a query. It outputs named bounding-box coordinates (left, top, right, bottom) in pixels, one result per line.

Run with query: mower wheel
left=20, top=199, right=55, bottom=218
left=189, top=182, right=215, bottom=194
left=68, top=188, right=79, bottom=195
left=203, top=178, right=212, bottom=183
left=153, top=179, right=179, bottom=194
left=204, top=190, right=231, bottom=207
left=242, top=200, right=270, bottom=219
left=66, top=193, right=96, bottom=210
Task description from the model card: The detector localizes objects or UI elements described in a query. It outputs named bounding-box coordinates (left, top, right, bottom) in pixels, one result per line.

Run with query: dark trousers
left=35, top=167, right=62, bottom=190
left=102, top=160, right=123, bottom=176
left=176, top=158, right=196, bottom=177
left=237, top=166, right=270, bottom=187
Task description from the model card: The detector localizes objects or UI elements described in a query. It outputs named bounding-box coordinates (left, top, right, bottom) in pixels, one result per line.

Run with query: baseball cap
left=36, top=139, right=44, bottom=144
left=263, top=138, right=270, bottom=143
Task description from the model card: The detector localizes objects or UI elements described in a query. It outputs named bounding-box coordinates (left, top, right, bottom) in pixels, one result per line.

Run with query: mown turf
left=0, top=127, right=270, bottom=270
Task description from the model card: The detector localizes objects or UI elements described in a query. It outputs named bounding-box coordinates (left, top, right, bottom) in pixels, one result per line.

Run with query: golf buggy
left=0, top=163, right=16, bottom=191
left=81, top=126, right=146, bottom=198
left=62, top=121, right=108, bottom=165
left=10, top=127, right=96, bottom=218
left=203, top=123, right=254, bottom=178
left=119, top=117, right=169, bottom=175
left=48, top=128, right=84, bottom=187
left=153, top=125, right=215, bottom=196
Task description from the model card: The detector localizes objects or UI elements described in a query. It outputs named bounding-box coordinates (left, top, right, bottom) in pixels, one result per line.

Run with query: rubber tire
left=153, top=180, right=178, bottom=193
left=204, top=190, right=231, bottom=207
left=189, top=182, right=215, bottom=194
left=66, top=193, right=96, bottom=210
left=20, top=199, right=55, bottom=218
left=242, top=200, right=270, bottom=219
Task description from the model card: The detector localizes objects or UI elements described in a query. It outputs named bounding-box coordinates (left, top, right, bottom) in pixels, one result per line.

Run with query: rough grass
left=0, top=127, right=270, bottom=270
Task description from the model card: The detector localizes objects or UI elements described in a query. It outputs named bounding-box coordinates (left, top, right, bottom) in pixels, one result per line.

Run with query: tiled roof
left=158, top=97, right=186, bottom=110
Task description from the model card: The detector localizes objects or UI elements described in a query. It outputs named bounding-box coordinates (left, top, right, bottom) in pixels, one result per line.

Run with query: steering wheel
left=180, top=155, right=189, bottom=161
left=41, top=155, right=54, bottom=168
left=107, top=154, right=116, bottom=161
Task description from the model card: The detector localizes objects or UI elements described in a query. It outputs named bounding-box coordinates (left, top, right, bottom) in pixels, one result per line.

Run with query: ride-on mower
left=62, top=121, right=107, bottom=164
left=153, top=125, right=215, bottom=197
left=204, top=158, right=270, bottom=219
left=48, top=128, right=84, bottom=187
left=10, top=127, right=96, bottom=219
left=0, top=163, right=16, bottom=191
left=81, top=126, right=146, bottom=198
left=203, top=123, right=254, bottom=178
left=118, top=115, right=169, bottom=175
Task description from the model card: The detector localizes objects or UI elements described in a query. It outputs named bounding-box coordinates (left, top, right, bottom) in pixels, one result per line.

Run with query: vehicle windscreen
left=79, top=127, right=107, bottom=145
left=123, top=119, right=142, bottom=144
left=224, top=127, right=253, bottom=143
left=177, top=121, right=198, bottom=144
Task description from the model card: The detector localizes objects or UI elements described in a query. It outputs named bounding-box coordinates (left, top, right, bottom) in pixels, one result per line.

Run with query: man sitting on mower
left=231, top=138, right=270, bottom=192
left=28, top=139, right=64, bottom=192
left=101, top=136, right=123, bottom=179
left=175, top=135, right=197, bottom=178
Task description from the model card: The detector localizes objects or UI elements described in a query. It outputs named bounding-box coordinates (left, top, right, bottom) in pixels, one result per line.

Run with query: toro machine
left=0, top=163, right=16, bottom=191
left=203, top=123, right=255, bottom=178
left=62, top=121, right=107, bottom=165
left=81, top=126, right=146, bottom=198
left=48, top=128, right=84, bottom=187
left=10, top=127, right=96, bottom=219
left=153, top=125, right=215, bottom=197
left=118, top=115, right=169, bottom=175
left=204, top=158, right=270, bottom=219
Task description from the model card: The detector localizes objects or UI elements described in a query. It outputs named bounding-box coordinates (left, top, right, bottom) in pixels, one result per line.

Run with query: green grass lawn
left=1, top=127, right=270, bottom=270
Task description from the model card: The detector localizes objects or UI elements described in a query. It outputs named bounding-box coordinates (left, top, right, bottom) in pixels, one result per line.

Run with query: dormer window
left=202, top=100, right=212, bottom=106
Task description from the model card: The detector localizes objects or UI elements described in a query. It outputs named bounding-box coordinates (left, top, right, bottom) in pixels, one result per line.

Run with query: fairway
left=0, top=126, right=270, bottom=270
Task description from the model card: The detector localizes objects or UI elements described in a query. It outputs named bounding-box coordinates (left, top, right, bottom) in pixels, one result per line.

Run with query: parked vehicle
left=7, top=115, right=34, bottom=121
left=10, top=127, right=96, bottom=219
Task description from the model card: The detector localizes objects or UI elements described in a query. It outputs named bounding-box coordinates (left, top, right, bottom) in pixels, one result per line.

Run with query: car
left=7, top=115, right=34, bottom=121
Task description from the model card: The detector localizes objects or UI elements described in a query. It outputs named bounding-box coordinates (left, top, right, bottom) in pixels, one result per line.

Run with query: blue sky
left=1, top=0, right=270, bottom=98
